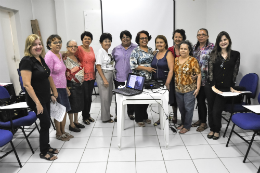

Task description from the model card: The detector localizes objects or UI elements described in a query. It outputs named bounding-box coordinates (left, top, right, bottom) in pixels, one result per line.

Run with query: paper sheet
left=219, top=92, right=240, bottom=97
left=50, top=102, right=66, bottom=122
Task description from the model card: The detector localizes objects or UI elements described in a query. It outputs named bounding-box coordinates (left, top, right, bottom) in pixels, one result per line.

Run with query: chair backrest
left=0, top=86, right=10, bottom=99
left=17, top=69, right=25, bottom=92
left=258, top=93, right=260, bottom=104
left=239, top=73, right=258, bottom=98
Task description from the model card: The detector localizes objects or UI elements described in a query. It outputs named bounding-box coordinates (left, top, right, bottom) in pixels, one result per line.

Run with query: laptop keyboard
left=114, top=88, right=141, bottom=95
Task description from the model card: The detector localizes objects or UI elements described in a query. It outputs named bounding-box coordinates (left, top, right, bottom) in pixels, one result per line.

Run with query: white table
left=243, top=105, right=260, bottom=114
left=0, top=82, right=12, bottom=86
left=116, top=88, right=169, bottom=150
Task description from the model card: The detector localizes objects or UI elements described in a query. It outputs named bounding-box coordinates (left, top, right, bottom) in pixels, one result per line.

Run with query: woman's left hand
left=193, top=89, right=200, bottom=97
left=51, top=96, right=56, bottom=103
left=66, top=88, right=71, bottom=96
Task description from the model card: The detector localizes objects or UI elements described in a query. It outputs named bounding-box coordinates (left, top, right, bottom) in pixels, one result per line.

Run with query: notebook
left=112, top=73, right=145, bottom=96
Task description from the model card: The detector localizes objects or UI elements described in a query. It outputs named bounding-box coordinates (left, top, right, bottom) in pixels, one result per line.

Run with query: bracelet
left=50, top=94, right=54, bottom=96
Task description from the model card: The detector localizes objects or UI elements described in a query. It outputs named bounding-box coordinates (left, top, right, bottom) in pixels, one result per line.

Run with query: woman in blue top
left=151, top=35, right=174, bottom=126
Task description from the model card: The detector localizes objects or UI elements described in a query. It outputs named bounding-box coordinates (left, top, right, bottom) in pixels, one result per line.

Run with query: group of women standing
left=19, top=27, right=240, bottom=161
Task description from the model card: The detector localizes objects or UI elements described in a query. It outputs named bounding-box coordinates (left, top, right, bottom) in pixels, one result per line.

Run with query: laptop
left=112, top=73, right=146, bottom=96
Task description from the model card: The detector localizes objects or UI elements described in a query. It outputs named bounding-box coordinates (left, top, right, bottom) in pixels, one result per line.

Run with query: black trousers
left=205, top=85, right=229, bottom=133
left=32, top=102, right=50, bottom=155
left=114, top=80, right=134, bottom=116
left=196, top=85, right=207, bottom=123
left=134, top=104, right=149, bottom=122
left=82, top=80, right=95, bottom=120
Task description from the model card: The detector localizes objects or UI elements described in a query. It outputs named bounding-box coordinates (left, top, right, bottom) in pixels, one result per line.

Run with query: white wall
left=206, top=0, right=260, bottom=103
left=175, top=0, right=207, bottom=44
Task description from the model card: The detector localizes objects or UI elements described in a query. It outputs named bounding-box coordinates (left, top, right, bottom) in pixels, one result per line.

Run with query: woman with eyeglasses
left=45, top=35, right=72, bottom=141
left=112, top=30, right=137, bottom=122
left=74, top=31, right=96, bottom=125
left=63, top=40, right=85, bottom=132
left=130, top=30, right=155, bottom=127
left=96, top=33, right=115, bottom=123
left=206, top=31, right=240, bottom=140
left=191, top=28, right=214, bottom=132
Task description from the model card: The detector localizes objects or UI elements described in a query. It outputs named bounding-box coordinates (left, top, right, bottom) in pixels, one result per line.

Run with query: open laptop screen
left=126, top=74, right=145, bottom=91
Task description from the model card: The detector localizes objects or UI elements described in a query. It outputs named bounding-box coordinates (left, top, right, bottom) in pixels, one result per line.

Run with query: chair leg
left=243, top=131, right=257, bottom=163
left=10, top=141, right=22, bottom=168
left=93, top=87, right=97, bottom=95
left=35, top=122, right=40, bottom=133
left=21, top=128, right=34, bottom=154
left=223, top=113, right=232, bottom=138
left=258, top=165, right=260, bottom=173
left=226, top=124, right=235, bottom=147
left=50, top=118, right=55, bottom=130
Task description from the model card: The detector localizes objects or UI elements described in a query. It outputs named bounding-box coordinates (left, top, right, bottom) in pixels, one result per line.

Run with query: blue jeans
left=175, top=90, right=195, bottom=130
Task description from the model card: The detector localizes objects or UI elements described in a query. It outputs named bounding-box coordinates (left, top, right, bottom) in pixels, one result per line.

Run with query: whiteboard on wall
left=84, top=10, right=102, bottom=55
left=102, top=0, right=174, bottom=51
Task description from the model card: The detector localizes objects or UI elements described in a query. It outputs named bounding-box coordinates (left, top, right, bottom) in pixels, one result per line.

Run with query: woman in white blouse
left=96, top=33, right=115, bottom=123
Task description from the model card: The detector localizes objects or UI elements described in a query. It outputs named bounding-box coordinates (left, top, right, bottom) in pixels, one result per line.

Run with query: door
left=0, top=9, right=20, bottom=95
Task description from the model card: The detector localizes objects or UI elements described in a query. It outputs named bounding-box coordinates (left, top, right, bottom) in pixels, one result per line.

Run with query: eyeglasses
left=52, top=41, right=62, bottom=45
left=122, top=36, right=130, bottom=40
left=197, top=34, right=208, bottom=37
left=140, top=37, right=148, bottom=40
left=67, top=46, right=78, bottom=48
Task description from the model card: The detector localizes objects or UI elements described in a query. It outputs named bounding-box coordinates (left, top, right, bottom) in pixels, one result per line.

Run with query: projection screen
left=102, top=0, right=174, bottom=51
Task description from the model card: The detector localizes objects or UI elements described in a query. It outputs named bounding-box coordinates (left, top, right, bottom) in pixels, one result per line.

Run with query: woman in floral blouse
left=64, top=40, right=85, bottom=132
left=130, top=30, right=155, bottom=127
left=192, top=28, right=214, bottom=132
left=174, top=40, right=201, bottom=134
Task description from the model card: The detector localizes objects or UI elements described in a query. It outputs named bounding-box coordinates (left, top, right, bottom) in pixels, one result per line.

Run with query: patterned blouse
left=74, top=46, right=95, bottom=81
left=193, top=42, right=214, bottom=86
left=63, top=56, right=84, bottom=84
left=174, top=56, right=201, bottom=93
left=130, top=46, right=154, bottom=80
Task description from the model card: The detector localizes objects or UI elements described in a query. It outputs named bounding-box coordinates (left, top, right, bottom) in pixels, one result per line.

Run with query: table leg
left=159, top=103, right=163, bottom=130
left=117, top=95, right=123, bottom=150
left=162, top=95, right=169, bottom=149
left=122, top=104, right=126, bottom=130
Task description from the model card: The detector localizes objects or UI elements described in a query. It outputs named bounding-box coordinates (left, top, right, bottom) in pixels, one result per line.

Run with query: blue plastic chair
left=0, top=129, right=22, bottom=167
left=0, top=86, right=37, bottom=154
left=93, top=81, right=98, bottom=95
left=223, top=73, right=259, bottom=137
left=226, top=93, right=260, bottom=163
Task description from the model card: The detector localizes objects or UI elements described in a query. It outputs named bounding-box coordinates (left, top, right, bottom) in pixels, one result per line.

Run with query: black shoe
left=207, top=132, right=214, bottom=139
left=128, top=115, right=135, bottom=120
left=114, top=117, right=117, bottom=122
left=69, top=125, right=81, bottom=132
left=213, top=133, right=220, bottom=140
left=75, top=123, right=85, bottom=129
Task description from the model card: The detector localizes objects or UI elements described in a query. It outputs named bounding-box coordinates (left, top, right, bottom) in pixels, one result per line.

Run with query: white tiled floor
left=0, top=95, right=259, bottom=173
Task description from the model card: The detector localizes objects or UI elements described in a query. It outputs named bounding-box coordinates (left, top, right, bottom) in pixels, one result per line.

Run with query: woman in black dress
left=206, top=31, right=240, bottom=140
left=19, top=34, right=58, bottom=160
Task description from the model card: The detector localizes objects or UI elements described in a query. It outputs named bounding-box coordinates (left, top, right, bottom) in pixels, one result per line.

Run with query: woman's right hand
left=53, top=91, right=58, bottom=98
left=62, top=53, right=67, bottom=59
left=146, top=67, right=156, bottom=73
left=36, top=103, right=44, bottom=115
left=51, top=96, right=56, bottom=103
left=152, top=51, right=158, bottom=55
left=103, top=79, right=109, bottom=87
left=212, top=86, right=222, bottom=94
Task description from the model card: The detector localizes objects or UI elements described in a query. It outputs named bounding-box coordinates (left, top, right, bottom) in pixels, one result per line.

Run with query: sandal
left=103, top=119, right=114, bottom=123
left=128, top=115, right=135, bottom=120
left=88, top=117, right=95, bottom=122
left=137, top=122, right=145, bottom=127
left=48, top=147, right=59, bottom=154
left=56, top=134, right=70, bottom=141
left=179, top=128, right=190, bottom=134
left=191, top=120, right=201, bottom=127
left=177, top=125, right=183, bottom=130
left=153, top=120, right=160, bottom=126
left=83, top=119, right=90, bottom=125
left=40, top=152, right=57, bottom=161
left=114, top=117, right=117, bottom=122
left=64, top=132, right=74, bottom=138
left=196, top=124, right=208, bottom=132
left=143, top=119, right=151, bottom=124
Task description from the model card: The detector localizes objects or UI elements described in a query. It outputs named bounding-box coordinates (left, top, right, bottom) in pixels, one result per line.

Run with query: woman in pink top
left=45, top=35, right=72, bottom=141
left=74, top=31, right=96, bottom=125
